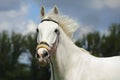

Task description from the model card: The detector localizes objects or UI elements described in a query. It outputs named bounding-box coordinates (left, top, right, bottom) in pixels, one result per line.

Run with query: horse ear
left=40, top=6, right=45, bottom=18
left=53, top=6, right=59, bottom=14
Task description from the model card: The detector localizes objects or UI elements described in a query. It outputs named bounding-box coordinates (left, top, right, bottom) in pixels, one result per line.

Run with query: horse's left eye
left=54, top=29, right=59, bottom=34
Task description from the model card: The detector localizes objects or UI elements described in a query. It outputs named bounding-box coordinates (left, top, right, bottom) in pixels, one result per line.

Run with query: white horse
left=36, top=6, right=120, bottom=80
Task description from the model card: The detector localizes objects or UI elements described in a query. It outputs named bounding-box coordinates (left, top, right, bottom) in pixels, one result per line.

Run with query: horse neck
left=50, top=28, right=82, bottom=79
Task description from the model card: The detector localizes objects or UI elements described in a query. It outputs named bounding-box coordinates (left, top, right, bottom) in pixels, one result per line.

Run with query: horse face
left=36, top=20, right=60, bottom=66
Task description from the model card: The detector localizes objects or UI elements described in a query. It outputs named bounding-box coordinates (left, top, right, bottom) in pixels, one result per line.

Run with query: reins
left=49, top=58, right=55, bottom=80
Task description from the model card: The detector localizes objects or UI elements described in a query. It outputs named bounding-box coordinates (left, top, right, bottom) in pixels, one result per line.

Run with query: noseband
left=36, top=42, right=50, bottom=51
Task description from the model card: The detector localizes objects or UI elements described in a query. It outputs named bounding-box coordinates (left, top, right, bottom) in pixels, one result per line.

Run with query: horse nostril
left=42, top=50, right=48, bottom=58
left=36, top=53, right=40, bottom=58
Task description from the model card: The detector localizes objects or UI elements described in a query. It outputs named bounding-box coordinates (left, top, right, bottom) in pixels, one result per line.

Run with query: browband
left=41, top=19, right=59, bottom=24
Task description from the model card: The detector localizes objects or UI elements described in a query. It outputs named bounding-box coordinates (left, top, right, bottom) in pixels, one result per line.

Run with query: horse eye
left=54, top=29, right=58, bottom=33
left=36, top=28, right=39, bottom=32
left=54, top=29, right=59, bottom=34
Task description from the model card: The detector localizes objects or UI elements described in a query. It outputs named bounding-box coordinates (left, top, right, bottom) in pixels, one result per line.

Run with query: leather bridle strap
left=36, top=41, right=50, bottom=51
left=41, top=19, right=59, bottom=24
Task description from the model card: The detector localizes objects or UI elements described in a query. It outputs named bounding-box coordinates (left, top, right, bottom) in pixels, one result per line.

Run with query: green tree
left=76, top=32, right=101, bottom=56
left=0, top=31, right=30, bottom=80
left=0, top=31, right=50, bottom=80
left=101, top=24, right=120, bottom=57
left=76, top=23, right=120, bottom=57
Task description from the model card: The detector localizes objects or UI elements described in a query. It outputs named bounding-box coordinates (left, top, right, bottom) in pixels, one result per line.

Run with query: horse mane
left=43, top=10, right=79, bottom=38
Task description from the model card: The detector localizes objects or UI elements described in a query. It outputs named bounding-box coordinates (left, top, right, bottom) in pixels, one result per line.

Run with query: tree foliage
left=76, top=23, right=120, bottom=57
left=0, top=32, right=50, bottom=80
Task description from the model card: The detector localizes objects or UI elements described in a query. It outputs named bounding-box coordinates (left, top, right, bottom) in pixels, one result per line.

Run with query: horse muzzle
left=35, top=37, right=59, bottom=67
left=35, top=42, right=51, bottom=67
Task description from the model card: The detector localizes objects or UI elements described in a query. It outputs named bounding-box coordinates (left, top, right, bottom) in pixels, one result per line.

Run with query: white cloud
left=21, top=20, right=36, bottom=34
left=80, top=25, right=95, bottom=35
left=73, top=24, right=95, bottom=40
left=87, top=0, right=120, bottom=9
left=35, top=0, right=120, bottom=10
left=104, top=0, right=120, bottom=9
left=0, top=4, right=28, bottom=21
left=0, top=3, right=36, bottom=34
left=0, top=0, right=28, bottom=11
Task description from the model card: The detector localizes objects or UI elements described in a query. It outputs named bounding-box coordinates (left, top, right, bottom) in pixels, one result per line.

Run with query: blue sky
left=0, top=0, right=120, bottom=38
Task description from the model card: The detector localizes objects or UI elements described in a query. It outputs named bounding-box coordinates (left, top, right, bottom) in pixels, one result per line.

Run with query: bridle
left=36, top=18, right=59, bottom=80
left=36, top=18, right=60, bottom=56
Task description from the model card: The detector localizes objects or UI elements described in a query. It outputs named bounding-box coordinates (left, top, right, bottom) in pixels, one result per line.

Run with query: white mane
left=43, top=10, right=79, bottom=38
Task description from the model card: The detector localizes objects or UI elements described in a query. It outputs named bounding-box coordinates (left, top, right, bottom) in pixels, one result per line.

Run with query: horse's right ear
left=53, top=6, right=59, bottom=14
left=40, top=6, right=45, bottom=18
